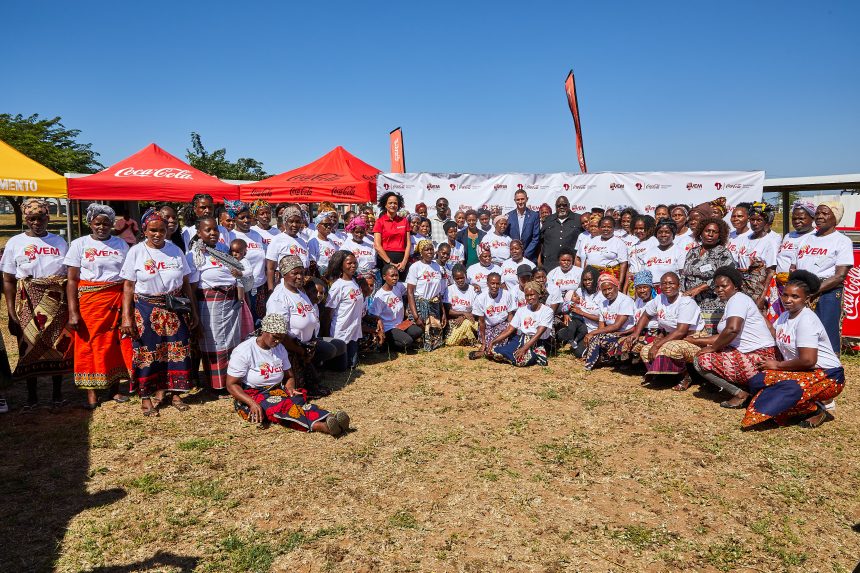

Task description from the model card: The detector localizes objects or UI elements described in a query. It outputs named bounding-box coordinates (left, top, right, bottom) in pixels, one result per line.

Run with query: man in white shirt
left=430, top=197, right=451, bottom=245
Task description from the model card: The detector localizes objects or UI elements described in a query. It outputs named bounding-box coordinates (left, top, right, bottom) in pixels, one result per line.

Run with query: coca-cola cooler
left=840, top=230, right=860, bottom=349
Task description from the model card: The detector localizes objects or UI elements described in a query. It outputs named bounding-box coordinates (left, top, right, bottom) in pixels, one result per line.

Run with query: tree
left=186, top=133, right=267, bottom=181
left=0, top=113, right=103, bottom=226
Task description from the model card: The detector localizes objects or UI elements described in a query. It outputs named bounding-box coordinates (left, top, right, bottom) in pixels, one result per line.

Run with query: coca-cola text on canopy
left=114, top=167, right=194, bottom=180
left=285, top=173, right=341, bottom=182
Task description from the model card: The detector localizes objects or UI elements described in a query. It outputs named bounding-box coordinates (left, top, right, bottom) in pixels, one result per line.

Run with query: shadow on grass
left=0, top=377, right=128, bottom=571
left=85, top=551, right=199, bottom=572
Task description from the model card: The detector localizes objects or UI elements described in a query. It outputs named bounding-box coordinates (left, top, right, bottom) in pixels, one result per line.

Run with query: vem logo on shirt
left=776, top=331, right=791, bottom=344
left=262, top=238, right=272, bottom=245
left=386, top=296, right=401, bottom=310
left=208, top=257, right=224, bottom=267
left=779, top=240, right=796, bottom=251
left=583, top=243, right=608, bottom=254
left=657, top=309, right=667, bottom=320
left=474, top=272, right=488, bottom=283
left=143, top=259, right=178, bottom=274
left=323, top=247, right=336, bottom=257
left=797, top=245, right=828, bottom=258
left=258, top=362, right=283, bottom=380
left=294, top=302, right=315, bottom=317
left=645, top=256, right=674, bottom=266
left=247, top=242, right=261, bottom=249
left=420, top=270, right=439, bottom=281
left=523, top=316, right=537, bottom=329
left=486, top=304, right=508, bottom=315
left=83, top=248, right=121, bottom=261
left=347, top=288, right=361, bottom=301
left=451, top=296, right=471, bottom=309
left=288, top=244, right=308, bottom=256
left=554, top=277, right=578, bottom=288
left=23, top=244, right=61, bottom=260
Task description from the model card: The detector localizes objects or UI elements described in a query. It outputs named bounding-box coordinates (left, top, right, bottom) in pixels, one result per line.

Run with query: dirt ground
left=1, top=337, right=858, bottom=572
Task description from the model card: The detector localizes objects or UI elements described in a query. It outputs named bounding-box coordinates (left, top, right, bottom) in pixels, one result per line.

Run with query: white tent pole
left=66, top=199, right=73, bottom=240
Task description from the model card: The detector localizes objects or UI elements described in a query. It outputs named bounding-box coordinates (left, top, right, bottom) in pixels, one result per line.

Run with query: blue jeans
left=815, top=287, right=843, bottom=355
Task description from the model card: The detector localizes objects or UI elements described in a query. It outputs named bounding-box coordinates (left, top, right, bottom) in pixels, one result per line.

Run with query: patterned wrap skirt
left=699, top=299, right=726, bottom=336
left=197, top=286, right=243, bottom=390
left=743, top=367, right=845, bottom=428
left=131, top=292, right=192, bottom=398
left=695, top=346, right=776, bottom=386
left=582, top=332, right=625, bottom=370
left=765, top=272, right=789, bottom=324
left=73, top=280, right=133, bottom=389
left=446, top=316, right=478, bottom=346
left=415, top=297, right=444, bottom=351
left=482, top=320, right=510, bottom=349
left=12, top=276, right=73, bottom=379
left=234, top=383, right=330, bottom=431
left=640, top=339, right=700, bottom=376
left=490, top=333, right=548, bottom=367
left=627, top=328, right=660, bottom=362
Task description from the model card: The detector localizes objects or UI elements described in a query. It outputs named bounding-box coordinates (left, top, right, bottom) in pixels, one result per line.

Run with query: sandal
left=141, top=398, right=159, bottom=417
left=335, top=410, right=350, bottom=431
left=672, top=375, right=692, bottom=392
left=799, top=403, right=832, bottom=429
left=468, top=351, right=483, bottom=360
left=171, top=398, right=190, bottom=412
left=112, top=395, right=130, bottom=404
left=720, top=394, right=750, bottom=409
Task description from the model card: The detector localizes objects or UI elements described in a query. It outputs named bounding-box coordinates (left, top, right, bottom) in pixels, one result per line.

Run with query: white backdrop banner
left=377, top=171, right=765, bottom=215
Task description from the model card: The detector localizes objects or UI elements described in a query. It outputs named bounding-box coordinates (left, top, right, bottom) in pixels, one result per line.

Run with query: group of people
left=0, top=189, right=850, bottom=432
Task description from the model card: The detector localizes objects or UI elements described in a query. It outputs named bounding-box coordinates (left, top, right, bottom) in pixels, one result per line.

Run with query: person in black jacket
left=539, top=196, right=582, bottom=271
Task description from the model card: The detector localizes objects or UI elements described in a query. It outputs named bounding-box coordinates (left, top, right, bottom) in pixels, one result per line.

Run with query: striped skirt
left=197, top=286, right=243, bottom=390
left=640, top=339, right=700, bottom=376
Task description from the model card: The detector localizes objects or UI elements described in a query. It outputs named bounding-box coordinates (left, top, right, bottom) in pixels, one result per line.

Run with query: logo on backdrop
left=383, top=183, right=390, bottom=190
left=426, top=183, right=440, bottom=191
left=563, top=183, right=570, bottom=191
left=449, top=183, right=456, bottom=191
left=714, top=182, right=723, bottom=191
left=115, top=167, right=193, bottom=179
left=494, top=184, right=508, bottom=191
left=609, top=182, right=625, bottom=190
left=843, top=267, right=860, bottom=321
left=686, top=182, right=703, bottom=190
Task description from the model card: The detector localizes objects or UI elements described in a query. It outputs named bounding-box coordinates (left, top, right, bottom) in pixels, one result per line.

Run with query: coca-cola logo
left=714, top=182, right=723, bottom=190
left=843, top=268, right=860, bottom=321
left=494, top=184, right=507, bottom=191
left=725, top=183, right=743, bottom=189
left=686, top=182, right=703, bottom=190
left=248, top=189, right=273, bottom=198
left=286, top=173, right=340, bottom=182
left=331, top=186, right=356, bottom=196
left=287, top=187, right=313, bottom=196
left=114, top=167, right=193, bottom=179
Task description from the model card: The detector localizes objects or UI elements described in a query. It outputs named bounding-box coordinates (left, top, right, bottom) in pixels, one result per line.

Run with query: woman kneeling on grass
left=488, top=281, right=553, bottom=366
left=580, top=273, right=636, bottom=370
left=742, top=271, right=845, bottom=430
left=226, top=314, right=350, bottom=436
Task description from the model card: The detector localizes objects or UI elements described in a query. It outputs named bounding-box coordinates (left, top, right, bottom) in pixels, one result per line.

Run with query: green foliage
left=186, top=132, right=267, bottom=181
left=0, top=113, right=102, bottom=174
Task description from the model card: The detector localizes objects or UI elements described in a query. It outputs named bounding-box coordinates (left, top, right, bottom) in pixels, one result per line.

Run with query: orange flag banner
left=564, top=70, right=587, bottom=173
left=389, top=127, right=405, bottom=173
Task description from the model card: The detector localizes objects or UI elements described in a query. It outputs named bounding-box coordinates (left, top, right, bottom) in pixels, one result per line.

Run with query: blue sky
left=4, top=1, right=859, bottom=177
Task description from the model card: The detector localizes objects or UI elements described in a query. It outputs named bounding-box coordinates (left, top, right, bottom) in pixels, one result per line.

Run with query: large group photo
left=2, top=2, right=859, bottom=571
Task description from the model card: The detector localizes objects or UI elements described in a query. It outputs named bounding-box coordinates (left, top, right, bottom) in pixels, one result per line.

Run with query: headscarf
left=223, top=199, right=246, bottom=218
left=791, top=199, right=816, bottom=218
left=140, top=207, right=164, bottom=228
left=278, top=254, right=304, bottom=276
left=314, top=211, right=336, bottom=225
left=85, top=203, right=116, bottom=225
left=819, top=200, right=844, bottom=224
left=493, top=214, right=508, bottom=226
left=597, top=273, right=620, bottom=288
left=281, top=205, right=302, bottom=223
left=633, top=269, right=654, bottom=287
left=415, top=202, right=427, bottom=213
left=749, top=201, right=776, bottom=224
left=416, top=239, right=434, bottom=254
left=671, top=204, right=690, bottom=216
left=22, top=198, right=49, bottom=218
left=261, top=313, right=288, bottom=335
left=345, top=215, right=368, bottom=232
left=409, top=213, right=422, bottom=223
left=249, top=199, right=270, bottom=217
left=522, top=280, right=544, bottom=297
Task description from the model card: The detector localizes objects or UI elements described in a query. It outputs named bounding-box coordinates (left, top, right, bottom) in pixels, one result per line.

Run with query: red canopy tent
left=68, top=143, right=239, bottom=201
left=240, top=146, right=379, bottom=204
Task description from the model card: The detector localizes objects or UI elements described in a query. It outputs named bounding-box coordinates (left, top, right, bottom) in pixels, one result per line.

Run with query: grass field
left=1, top=338, right=858, bottom=572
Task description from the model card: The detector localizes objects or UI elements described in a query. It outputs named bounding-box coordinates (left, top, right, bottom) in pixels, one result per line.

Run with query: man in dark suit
left=505, top=189, right=540, bottom=263
left=539, top=195, right=582, bottom=271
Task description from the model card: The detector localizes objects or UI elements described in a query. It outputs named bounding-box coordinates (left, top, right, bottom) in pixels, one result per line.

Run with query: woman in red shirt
left=373, top=191, right=411, bottom=278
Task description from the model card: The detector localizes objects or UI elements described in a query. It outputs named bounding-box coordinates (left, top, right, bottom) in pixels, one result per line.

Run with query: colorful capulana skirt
left=482, top=321, right=510, bottom=349
left=742, top=367, right=845, bottom=428
left=250, top=282, right=271, bottom=326
left=197, top=286, right=243, bottom=390
left=73, top=280, right=132, bottom=390
left=765, top=272, right=789, bottom=323
left=12, top=276, right=73, bottom=379
left=700, top=304, right=725, bottom=336
left=695, top=346, right=776, bottom=387
left=640, top=339, right=700, bottom=375
left=627, top=329, right=660, bottom=362
left=582, top=332, right=627, bottom=370
left=740, top=264, right=768, bottom=302
left=131, top=293, right=192, bottom=398
left=446, top=317, right=477, bottom=346
left=415, top=297, right=444, bottom=351
left=490, top=333, right=548, bottom=367
left=234, top=384, right=330, bottom=431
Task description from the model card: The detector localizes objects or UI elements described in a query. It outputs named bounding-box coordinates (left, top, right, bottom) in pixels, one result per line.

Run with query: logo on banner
left=686, top=182, right=703, bottom=190
left=609, top=182, right=625, bottom=190
left=843, top=267, right=860, bottom=321
left=449, top=183, right=456, bottom=191
left=517, top=183, right=524, bottom=190
left=115, top=167, right=193, bottom=179
left=331, top=186, right=356, bottom=197
left=426, top=183, right=440, bottom=190
left=635, top=182, right=643, bottom=190
left=494, top=184, right=508, bottom=191
left=563, top=183, right=570, bottom=191
left=383, top=183, right=390, bottom=190
left=287, top=186, right=313, bottom=196
left=714, top=182, right=722, bottom=191
left=286, top=173, right=340, bottom=182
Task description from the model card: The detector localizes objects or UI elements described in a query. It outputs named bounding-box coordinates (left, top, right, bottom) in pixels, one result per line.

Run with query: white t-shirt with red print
left=1, top=232, right=68, bottom=279
left=120, top=242, right=191, bottom=295
left=227, top=337, right=291, bottom=389
left=511, top=304, right=553, bottom=339
left=63, top=235, right=128, bottom=282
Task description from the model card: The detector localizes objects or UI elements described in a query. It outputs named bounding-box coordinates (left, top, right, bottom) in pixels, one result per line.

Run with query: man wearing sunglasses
left=539, top=196, right=583, bottom=271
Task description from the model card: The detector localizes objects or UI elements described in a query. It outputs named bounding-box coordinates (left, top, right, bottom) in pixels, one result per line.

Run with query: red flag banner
left=564, top=70, right=587, bottom=173
left=390, top=127, right=405, bottom=173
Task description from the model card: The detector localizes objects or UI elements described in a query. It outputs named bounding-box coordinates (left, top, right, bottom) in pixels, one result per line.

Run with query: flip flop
left=112, top=395, right=130, bottom=404
left=171, top=400, right=190, bottom=412
left=672, top=376, right=692, bottom=392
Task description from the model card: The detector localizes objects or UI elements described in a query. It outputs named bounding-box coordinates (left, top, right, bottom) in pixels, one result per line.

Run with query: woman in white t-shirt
left=323, top=251, right=365, bottom=369
left=444, top=263, right=479, bottom=347
left=686, top=266, right=777, bottom=408
left=307, top=212, right=342, bottom=277
left=766, top=199, right=815, bottom=322
left=65, top=204, right=131, bottom=408
left=467, top=247, right=502, bottom=293
left=374, top=264, right=424, bottom=351
left=500, top=240, right=535, bottom=291
left=266, top=255, right=346, bottom=392
left=559, top=266, right=605, bottom=356
left=225, top=313, right=350, bottom=436
left=732, top=202, right=777, bottom=309
left=406, top=239, right=447, bottom=351
left=479, top=215, right=512, bottom=266
left=0, top=198, right=71, bottom=409
left=580, top=273, right=636, bottom=370
left=742, top=271, right=844, bottom=429
left=250, top=200, right=281, bottom=249
left=621, top=272, right=704, bottom=391
left=265, top=205, right=309, bottom=290
left=187, top=217, right=246, bottom=394
left=487, top=281, right=553, bottom=367
left=636, top=219, right=684, bottom=289
left=790, top=201, right=853, bottom=355
left=339, top=215, right=376, bottom=282
left=469, top=272, right=516, bottom=359
left=119, top=209, right=199, bottom=416
left=579, top=216, right=629, bottom=290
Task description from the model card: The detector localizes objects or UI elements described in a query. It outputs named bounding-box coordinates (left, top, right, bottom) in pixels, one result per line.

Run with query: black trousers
left=385, top=325, right=424, bottom=350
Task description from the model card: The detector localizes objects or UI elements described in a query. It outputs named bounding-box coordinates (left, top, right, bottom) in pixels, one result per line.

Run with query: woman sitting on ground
left=487, top=281, right=553, bottom=367
left=372, top=264, right=424, bottom=352
left=580, top=273, right=636, bottom=370
left=621, top=272, right=704, bottom=391
left=445, top=263, right=479, bottom=346
left=558, top=266, right=604, bottom=357
left=622, top=270, right=660, bottom=365
left=742, top=271, right=845, bottom=429
left=686, top=266, right=777, bottom=408
left=406, top=239, right=447, bottom=351
left=470, top=272, right=516, bottom=359
left=225, top=314, right=350, bottom=436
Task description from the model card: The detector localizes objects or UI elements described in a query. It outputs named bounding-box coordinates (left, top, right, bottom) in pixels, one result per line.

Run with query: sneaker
left=335, top=410, right=350, bottom=431
left=326, top=414, right=343, bottom=436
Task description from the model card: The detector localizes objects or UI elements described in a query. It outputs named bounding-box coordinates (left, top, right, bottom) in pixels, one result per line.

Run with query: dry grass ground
left=1, top=341, right=858, bottom=572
